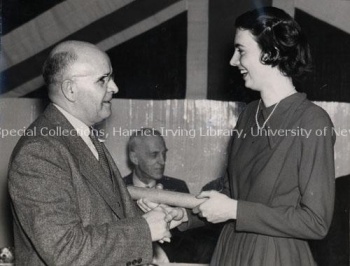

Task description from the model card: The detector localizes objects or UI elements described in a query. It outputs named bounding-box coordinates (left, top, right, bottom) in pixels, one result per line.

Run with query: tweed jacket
left=8, top=104, right=153, bottom=266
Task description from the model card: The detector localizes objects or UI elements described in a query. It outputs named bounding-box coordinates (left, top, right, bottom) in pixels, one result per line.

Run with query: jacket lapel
left=104, top=147, right=139, bottom=218
left=77, top=146, right=125, bottom=219
left=43, top=104, right=124, bottom=219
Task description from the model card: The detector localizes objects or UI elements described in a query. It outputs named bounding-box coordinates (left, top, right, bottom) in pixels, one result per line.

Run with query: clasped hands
left=141, top=198, right=187, bottom=243
left=141, top=190, right=237, bottom=243
left=193, top=190, right=238, bottom=223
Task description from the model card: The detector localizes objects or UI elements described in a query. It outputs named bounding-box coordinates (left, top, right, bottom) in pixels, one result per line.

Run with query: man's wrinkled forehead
left=140, top=136, right=167, bottom=151
left=61, top=49, right=110, bottom=78
left=51, top=42, right=108, bottom=63
left=52, top=40, right=96, bottom=53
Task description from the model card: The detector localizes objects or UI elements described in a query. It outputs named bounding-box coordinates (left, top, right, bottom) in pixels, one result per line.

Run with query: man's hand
left=192, top=190, right=237, bottom=223
left=143, top=206, right=171, bottom=242
left=137, top=198, right=158, bottom=213
left=164, top=204, right=188, bottom=229
left=138, top=198, right=188, bottom=228
left=152, top=243, right=169, bottom=263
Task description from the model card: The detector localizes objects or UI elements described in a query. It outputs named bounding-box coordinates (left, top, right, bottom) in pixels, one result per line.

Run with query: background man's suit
left=8, top=104, right=153, bottom=266
left=123, top=173, right=189, bottom=193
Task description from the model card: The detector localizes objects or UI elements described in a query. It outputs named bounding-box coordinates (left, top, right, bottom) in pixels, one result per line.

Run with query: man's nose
left=157, top=154, right=165, bottom=165
left=108, top=80, right=119, bottom=94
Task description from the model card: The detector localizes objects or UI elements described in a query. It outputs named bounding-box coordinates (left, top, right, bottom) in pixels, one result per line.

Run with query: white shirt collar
left=53, top=103, right=98, bottom=159
left=132, top=171, right=156, bottom=188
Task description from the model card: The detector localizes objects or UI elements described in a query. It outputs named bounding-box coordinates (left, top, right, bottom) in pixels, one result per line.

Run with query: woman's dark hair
left=235, top=6, right=312, bottom=79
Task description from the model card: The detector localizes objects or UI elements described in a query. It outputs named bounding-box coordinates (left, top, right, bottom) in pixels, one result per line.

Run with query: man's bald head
left=42, top=40, right=118, bottom=126
left=42, top=41, right=106, bottom=94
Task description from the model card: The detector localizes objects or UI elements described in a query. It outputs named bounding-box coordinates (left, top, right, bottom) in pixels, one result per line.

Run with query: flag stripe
left=2, top=2, right=187, bottom=98
left=1, top=0, right=182, bottom=95
left=295, top=0, right=350, bottom=35
left=2, top=0, right=67, bottom=35
left=1, top=0, right=135, bottom=72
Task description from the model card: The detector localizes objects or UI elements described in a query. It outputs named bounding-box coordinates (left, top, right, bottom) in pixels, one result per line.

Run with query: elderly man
left=8, top=41, right=179, bottom=266
left=124, top=128, right=189, bottom=193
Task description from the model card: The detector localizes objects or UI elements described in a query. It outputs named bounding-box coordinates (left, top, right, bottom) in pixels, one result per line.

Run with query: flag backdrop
left=2, top=0, right=350, bottom=102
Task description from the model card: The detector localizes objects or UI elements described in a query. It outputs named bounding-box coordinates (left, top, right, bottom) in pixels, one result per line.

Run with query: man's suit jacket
left=123, top=174, right=190, bottom=193
left=8, top=104, right=153, bottom=266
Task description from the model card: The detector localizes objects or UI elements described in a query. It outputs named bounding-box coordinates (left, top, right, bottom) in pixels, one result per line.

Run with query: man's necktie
left=89, top=128, right=122, bottom=210
left=89, top=128, right=111, bottom=176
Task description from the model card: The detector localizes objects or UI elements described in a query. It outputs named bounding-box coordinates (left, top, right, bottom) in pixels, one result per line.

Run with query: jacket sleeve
left=235, top=110, right=336, bottom=239
left=8, top=138, right=153, bottom=266
left=179, top=180, right=190, bottom=193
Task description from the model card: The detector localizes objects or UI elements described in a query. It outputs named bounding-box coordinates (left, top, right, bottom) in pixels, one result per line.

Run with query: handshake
left=138, top=187, right=189, bottom=243
left=133, top=185, right=238, bottom=244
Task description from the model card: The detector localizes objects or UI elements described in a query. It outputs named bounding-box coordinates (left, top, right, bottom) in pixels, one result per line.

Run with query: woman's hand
left=192, top=190, right=237, bottom=223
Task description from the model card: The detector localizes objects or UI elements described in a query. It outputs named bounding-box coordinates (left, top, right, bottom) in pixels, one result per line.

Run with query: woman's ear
left=61, top=79, right=77, bottom=102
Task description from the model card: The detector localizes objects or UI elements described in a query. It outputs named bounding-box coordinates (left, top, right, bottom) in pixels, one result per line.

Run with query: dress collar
left=257, top=92, right=307, bottom=149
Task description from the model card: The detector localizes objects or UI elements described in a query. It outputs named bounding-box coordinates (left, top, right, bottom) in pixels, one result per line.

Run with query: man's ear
left=129, top=151, right=138, bottom=165
left=61, top=79, right=77, bottom=102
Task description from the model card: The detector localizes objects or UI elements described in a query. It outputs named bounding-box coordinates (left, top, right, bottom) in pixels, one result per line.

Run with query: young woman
left=192, top=7, right=336, bottom=265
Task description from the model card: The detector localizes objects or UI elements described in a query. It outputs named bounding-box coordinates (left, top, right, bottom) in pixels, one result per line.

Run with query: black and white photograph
left=1, top=0, right=350, bottom=265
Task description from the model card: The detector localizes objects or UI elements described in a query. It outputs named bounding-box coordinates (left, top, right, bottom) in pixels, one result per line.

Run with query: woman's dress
left=211, top=93, right=335, bottom=266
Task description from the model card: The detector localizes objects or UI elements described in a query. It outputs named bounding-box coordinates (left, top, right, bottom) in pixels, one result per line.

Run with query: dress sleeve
left=236, top=109, right=336, bottom=239
left=221, top=107, right=248, bottom=198
left=8, top=139, right=153, bottom=265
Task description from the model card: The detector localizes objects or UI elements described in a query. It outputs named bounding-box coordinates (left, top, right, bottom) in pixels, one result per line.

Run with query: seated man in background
left=124, top=128, right=189, bottom=193
left=124, top=128, right=222, bottom=263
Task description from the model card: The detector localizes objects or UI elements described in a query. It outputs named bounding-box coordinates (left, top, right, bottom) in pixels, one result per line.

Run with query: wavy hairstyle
left=235, top=6, right=312, bottom=79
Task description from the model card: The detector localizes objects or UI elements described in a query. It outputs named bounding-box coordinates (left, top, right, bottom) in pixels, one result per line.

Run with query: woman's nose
left=230, top=51, right=240, bottom=67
